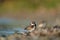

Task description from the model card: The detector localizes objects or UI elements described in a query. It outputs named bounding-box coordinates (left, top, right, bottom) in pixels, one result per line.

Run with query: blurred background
left=0, top=0, right=60, bottom=33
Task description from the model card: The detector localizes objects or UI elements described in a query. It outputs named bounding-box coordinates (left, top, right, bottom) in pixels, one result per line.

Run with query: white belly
left=28, top=26, right=35, bottom=32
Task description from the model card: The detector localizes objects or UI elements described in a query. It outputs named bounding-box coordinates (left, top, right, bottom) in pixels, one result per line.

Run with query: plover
left=24, top=21, right=36, bottom=32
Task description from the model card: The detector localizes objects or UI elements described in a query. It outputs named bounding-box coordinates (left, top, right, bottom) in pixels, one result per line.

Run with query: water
left=0, top=18, right=29, bottom=36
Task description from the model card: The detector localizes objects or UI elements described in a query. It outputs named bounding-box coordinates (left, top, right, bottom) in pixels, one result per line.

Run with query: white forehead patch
left=31, top=23, right=35, bottom=25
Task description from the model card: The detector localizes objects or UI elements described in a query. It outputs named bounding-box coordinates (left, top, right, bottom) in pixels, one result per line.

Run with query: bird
left=53, top=25, right=60, bottom=29
left=38, top=21, right=47, bottom=28
left=24, top=21, right=36, bottom=33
